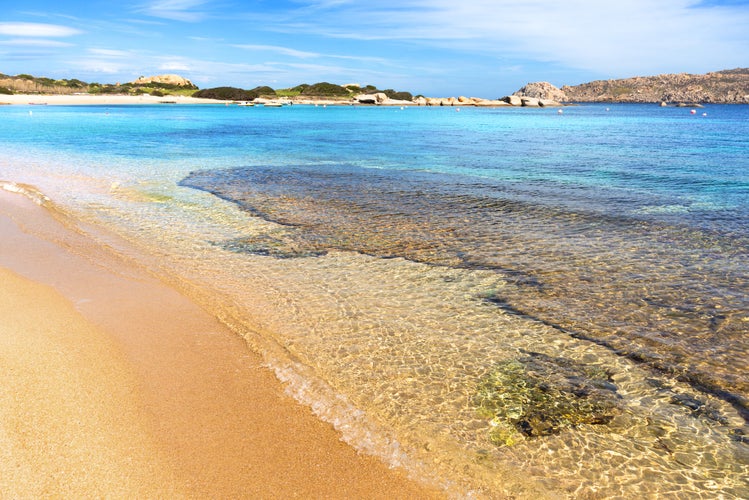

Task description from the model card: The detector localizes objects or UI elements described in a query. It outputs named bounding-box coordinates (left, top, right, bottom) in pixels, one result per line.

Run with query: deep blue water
left=4, top=103, right=748, bottom=228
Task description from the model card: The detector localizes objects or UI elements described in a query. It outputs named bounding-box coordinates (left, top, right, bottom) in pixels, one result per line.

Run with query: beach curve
left=0, top=185, right=444, bottom=498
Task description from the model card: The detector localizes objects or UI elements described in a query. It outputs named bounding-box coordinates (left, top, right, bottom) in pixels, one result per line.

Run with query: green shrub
left=63, top=79, right=87, bottom=88
left=0, top=87, right=13, bottom=95
left=300, top=82, right=350, bottom=97
left=192, top=87, right=256, bottom=100
left=383, top=89, right=413, bottom=101
left=249, top=85, right=277, bottom=97
left=97, top=85, right=120, bottom=94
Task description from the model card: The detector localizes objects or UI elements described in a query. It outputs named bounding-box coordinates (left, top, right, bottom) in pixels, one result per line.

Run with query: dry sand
left=0, top=188, right=443, bottom=498
left=0, top=93, right=228, bottom=105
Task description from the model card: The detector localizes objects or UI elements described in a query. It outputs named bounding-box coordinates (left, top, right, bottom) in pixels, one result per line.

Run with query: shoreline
left=0, top=187, right=443, bottom=498
left=0, top=93, right=229, bottom=105
left=0, top=92, right=555, bottom=107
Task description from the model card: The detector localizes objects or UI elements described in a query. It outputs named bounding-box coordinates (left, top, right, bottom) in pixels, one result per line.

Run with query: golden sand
left=0, top=189, right=443, bottom=498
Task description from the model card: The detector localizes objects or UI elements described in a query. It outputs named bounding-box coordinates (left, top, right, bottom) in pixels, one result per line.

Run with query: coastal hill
left=0, top=73, right=197, bottom=96
left=2, top=69, right=749, bottom=104
left=559, top=68, right=749, bottom=104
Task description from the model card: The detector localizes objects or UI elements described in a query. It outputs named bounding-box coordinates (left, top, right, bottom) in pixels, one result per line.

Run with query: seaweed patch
left=475, top=352, right=622, bottom=446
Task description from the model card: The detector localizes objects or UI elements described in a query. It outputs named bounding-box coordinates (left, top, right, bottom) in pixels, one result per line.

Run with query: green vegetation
left=248, top=85, right=277, bottom=98
left=194, top=81, right=414, bottom=101
left=475, top=352, right=621, bottom=446
left=300, top=82, right=350, bottom=97
left=382, top=89, right=413, bottom=101
left=275, top=84, right=307, bottom=97
left=1, top=73, right=197, bottom=96
left=192, top=86, right=256, bottom=100
left=0, top=87, right=13, bottom=95
left=611, top=86, right=633, bottom=97
left=0, top=72, right=416, bottom=102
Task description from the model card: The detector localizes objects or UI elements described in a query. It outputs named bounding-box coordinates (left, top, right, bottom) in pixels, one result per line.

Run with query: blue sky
left=1, top=0, right=748, bottom=97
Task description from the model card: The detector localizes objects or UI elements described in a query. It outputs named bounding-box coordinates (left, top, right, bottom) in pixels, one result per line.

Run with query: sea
left=1, top=102, right=747, bottom=498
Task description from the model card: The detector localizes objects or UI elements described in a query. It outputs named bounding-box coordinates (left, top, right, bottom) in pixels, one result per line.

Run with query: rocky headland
left=560, top=68, right=749, bottom=104
left=399, top=68, right=749, bottom=107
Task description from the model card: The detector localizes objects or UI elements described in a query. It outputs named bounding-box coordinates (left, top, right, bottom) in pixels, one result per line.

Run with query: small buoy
left=456, top=107, right=460, bottom=112
left=605, top=108, right=610, bottom=111
left=702, top=112, right=707, bottom=117
left=690, top=109, right=696, bottom=115
left=558, top=109, right=563, bottom=114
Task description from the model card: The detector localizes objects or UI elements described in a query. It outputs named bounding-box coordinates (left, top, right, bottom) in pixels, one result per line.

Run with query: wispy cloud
left=88, top=48, right=133, bottom=58
left=0, top=22, right=81, bottom=37
left=159, top=60, right=193, bottom=72
left=138, top=0, right=213, bottom=22
left=233, top=44, right=320, bottom=59
left=70, top=58, right=132, bottom=74
left=0, top=38, right=73, bottom=47
left=277, top=0, right=749, bottom=77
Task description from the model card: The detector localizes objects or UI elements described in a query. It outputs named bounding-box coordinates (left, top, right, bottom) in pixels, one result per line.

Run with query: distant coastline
left=2, top=68, right=748, bottom=106
left=0, top=94, right=228, bottom=106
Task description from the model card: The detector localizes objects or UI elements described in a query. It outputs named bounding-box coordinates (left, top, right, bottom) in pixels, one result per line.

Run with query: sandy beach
left=0, top=187, right=443, bottom=498
left=0, top=93, right=229, bottom=105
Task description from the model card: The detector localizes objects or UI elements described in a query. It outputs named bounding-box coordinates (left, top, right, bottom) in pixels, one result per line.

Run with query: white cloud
left=0, top=38, right=73, bottom=47
left=233, top=44, right=321, bottom=59
left=71, top=59, right=130, bottom=74
left=280, top=0, right=749, bottom=77
left=139, top=0, right=212, bottom=22
left=88, top=48, right=133, bottom=58
left=0, top=22, right=81, bottom=37
left=159, top=61, right=192, bottom=71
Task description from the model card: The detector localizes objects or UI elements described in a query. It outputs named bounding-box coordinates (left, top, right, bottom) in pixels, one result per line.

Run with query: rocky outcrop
left=354, top=92, right=412, bottom=105
left=508, top=82, right=565, bottom=107
left=513, top=82, right=567, bottom=102
left=561, top=68, right=749, bottom=104
left=416, top=96, right=509, bottom=107
left=131, top=74, right=195, bottom=88
left=502, top=95, right=523, bottom=106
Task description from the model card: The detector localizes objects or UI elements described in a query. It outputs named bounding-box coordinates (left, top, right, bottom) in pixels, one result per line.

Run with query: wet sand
left=0, top=188, right=443, bottom=498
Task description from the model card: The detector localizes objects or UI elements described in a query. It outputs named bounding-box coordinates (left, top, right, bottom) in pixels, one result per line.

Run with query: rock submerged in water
left=475, top=351, right=622, bottom=446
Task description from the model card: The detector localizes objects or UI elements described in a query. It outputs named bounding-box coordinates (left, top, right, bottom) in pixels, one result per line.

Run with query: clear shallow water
left=1, top=103, right=748, bottom=497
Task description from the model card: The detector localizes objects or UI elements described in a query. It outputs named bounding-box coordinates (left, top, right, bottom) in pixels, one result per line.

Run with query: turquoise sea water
left=1, top=103, right=748, bottom=497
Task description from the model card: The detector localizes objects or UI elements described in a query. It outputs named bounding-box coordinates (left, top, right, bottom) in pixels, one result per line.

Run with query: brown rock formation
left=131, top=74, right=195, bottom=87
left=561, top=68, right=749, bottom=104
left=513, top=82, right=568, bottom=102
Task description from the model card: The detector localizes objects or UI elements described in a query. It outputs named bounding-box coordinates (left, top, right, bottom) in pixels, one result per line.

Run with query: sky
left=1, top=0, right=748, bottom=97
